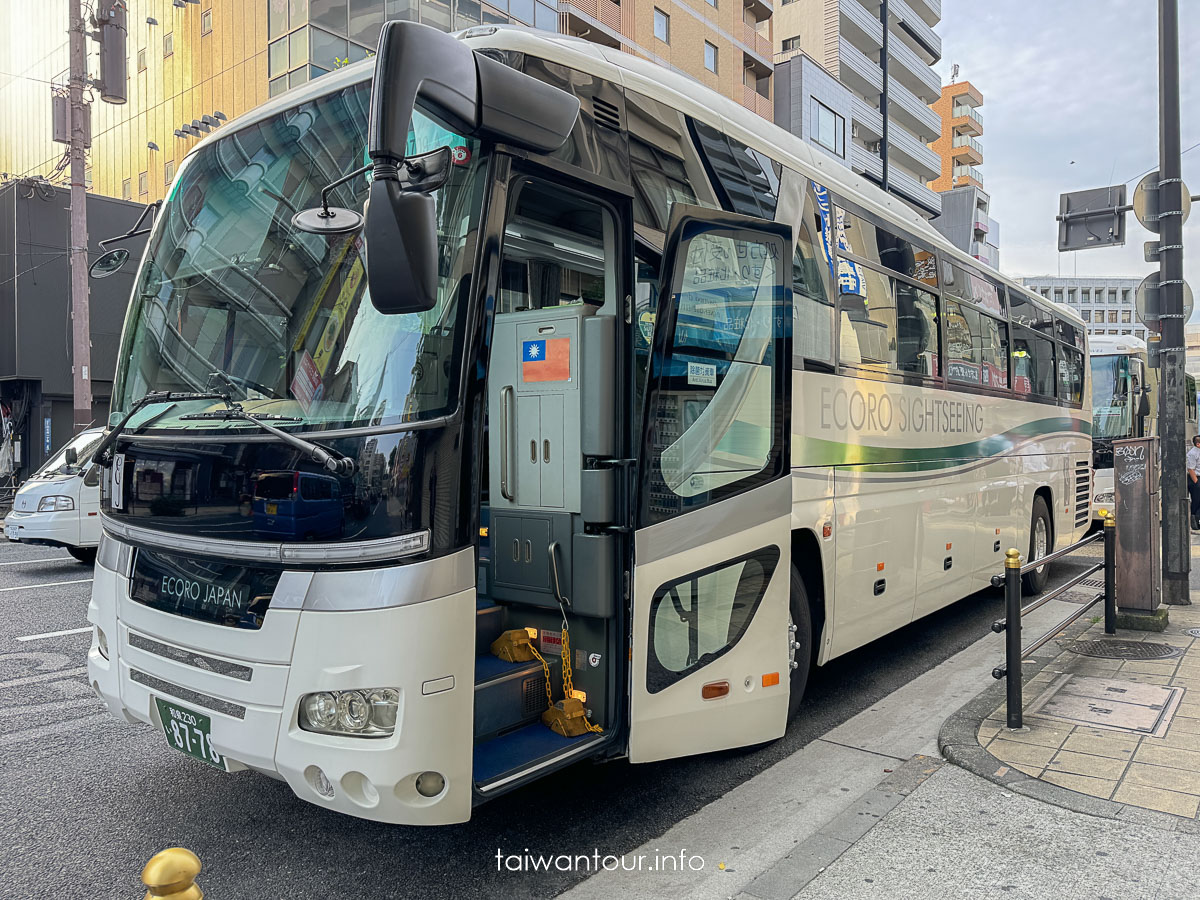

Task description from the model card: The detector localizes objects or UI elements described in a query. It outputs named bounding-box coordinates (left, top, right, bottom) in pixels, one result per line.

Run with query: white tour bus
left=85, top=24, right=1091, bottom=825
left=1088, top=334, right=1196, bottom=518
left=4, top=427, right=105, bottom=563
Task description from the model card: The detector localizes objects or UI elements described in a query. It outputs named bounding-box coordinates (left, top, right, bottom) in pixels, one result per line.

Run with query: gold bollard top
left=1102, top=508, right=1116, bottom=527
left=1005, top=548, right=1022, bottom=569
left=142, top=848, right=203, bottom=900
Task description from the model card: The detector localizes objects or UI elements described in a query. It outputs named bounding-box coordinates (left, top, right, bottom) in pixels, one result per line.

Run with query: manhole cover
left=1078, top=579, right=1105, bottom=589
left=1066, top=640, right=1184, bottom=660
left=1027, top=675, right=1184, bottom=736
left=1184, top=628, right=1200, bottom=638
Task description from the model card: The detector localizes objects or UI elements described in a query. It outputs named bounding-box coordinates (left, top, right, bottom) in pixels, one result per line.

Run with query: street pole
left=1158, top=0, right=1189, bottom=604
left=68, top=0, right=93, bottom=433
left=879, top=0, right=890, bottom=193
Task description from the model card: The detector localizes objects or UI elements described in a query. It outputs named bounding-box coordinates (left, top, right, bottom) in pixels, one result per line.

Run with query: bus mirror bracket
left=363, top=21, right=579, bottom=315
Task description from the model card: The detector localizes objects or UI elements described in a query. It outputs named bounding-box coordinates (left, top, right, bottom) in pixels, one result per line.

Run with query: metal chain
left=560, top=627, right=603, bottom=734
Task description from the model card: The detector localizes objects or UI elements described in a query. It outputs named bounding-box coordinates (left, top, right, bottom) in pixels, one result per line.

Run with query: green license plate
left=155, top=698, right=227, bottom=770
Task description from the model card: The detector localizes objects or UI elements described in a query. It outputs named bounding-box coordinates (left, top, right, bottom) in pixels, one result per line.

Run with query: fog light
left=415, top=771, right=445, bottom=798
left=303, top=692, right=338, bottom=731
left=96, top=626, right=108, bottom=660
left=305, top=765, right=335, bottom=798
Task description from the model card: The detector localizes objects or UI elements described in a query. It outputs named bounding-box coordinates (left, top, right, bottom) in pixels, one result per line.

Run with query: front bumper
left=87, top=550, right=476, bottom=825
left=4, top=509, right=83, bottom=548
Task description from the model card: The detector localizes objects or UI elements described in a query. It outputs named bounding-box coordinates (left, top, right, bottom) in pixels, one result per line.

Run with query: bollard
left=142, top=847, right=204, bottom=900
left=1103, top=511, right=1117, bottom=635
left=1004, top=548, right=1023, bottom=730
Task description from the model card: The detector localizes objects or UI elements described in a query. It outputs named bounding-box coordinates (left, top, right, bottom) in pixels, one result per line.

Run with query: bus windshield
left=1090, top=354, right=1133, bottom=440
left=111, top=80, right=487, bottom=434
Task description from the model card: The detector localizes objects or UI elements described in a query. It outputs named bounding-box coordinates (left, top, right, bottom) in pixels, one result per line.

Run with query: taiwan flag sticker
left=522, top=338, right=571, bottom=383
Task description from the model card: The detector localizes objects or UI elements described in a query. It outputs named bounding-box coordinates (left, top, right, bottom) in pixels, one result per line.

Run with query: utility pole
left=878, top=0, right=890, bottom=192
left=1157, top=0, right=1188, bottom=605
left=68, top=0, right=93, bottom=432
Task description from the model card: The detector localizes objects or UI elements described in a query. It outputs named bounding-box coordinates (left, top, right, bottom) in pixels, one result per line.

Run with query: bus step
left=474, top=654, right=555, bottom=741
left=473, top=721, right=600, bottom=790
left=475, top=600, right=505, bottom=657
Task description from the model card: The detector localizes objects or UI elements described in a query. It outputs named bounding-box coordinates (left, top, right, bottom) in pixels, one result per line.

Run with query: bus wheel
left=67, top=547, right=96, bottom=565
left=787, top=565, right=813, bottom=721
left=1022, top=496, right=1052, bottom=595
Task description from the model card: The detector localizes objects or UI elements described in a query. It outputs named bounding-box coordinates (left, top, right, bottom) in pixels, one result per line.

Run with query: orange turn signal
left=701, top=681, right=730, bottom=700
left=762, top=672, right=780, bottom=687
left=876, top=562, right=885, bottom=572
left=822, top=523, right=832, bottom=538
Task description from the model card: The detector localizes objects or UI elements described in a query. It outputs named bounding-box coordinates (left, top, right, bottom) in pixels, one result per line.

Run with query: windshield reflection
left=112, top=80, right=486, bottom=434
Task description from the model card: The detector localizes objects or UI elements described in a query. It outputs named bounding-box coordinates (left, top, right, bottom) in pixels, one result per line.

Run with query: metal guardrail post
left=1004, top=548, right=1023, bottom=730
left=142, top=847, right=204, bottom=899
left=1104, top=511, right=1117, bottom=635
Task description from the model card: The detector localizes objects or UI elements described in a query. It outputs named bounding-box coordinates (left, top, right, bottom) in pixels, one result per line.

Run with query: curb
left=936, top=616, right=1200, bottom=835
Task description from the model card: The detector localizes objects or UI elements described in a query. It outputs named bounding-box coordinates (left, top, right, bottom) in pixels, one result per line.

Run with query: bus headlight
left=37, top=495, right=74, bottom=512
left=299, top=688, right=398, bottom=737
left=1095, top=492, right=1115, bottom=505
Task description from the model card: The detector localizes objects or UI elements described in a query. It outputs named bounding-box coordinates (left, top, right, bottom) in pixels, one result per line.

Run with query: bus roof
left=1089, top=334, right=1147, bottom=356
left=186, top=25, right=1083, bottom=333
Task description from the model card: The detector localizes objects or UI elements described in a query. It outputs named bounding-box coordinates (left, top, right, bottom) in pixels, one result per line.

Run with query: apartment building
left=772, top=0, right=943, bottom=216
left=927, top=78, right=998, bottom=267
left=1016, top=276, right=1147, bottom=341
left=558, top=0, right=775, bottom=120
left=0, top=1, right=560, bottom=202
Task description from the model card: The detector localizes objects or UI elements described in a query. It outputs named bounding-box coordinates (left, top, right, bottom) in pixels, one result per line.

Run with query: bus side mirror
left=364, top=181, right=439, bottom=314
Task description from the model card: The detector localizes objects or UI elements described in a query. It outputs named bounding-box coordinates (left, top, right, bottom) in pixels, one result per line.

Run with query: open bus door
left=628, top=206, right=794, bottom=762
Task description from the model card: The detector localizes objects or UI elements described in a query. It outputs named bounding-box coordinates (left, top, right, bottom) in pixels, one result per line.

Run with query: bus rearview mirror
left=364, top=179, right=438, bottom=315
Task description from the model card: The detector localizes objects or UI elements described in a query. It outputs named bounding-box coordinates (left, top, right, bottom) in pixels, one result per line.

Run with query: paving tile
left=1122, top=762, right=1200, bottom=797
left=1175, top=700, right=1200, bottom=719
left=1114, top=672, right=1174, bottom=685
left=1045, top=749, right=1131, bottom=781
left=1149, top=728, right=1200, bottom=753
left=1166, top=715, right=1200, bottom=735
left=1118, top=661, right=1181, bottom=676
left=1011, top=763, right=1043, bottom=778
left=1039, top=769, right=1117, bottom=799
left=1061, top=731, right=1139, bottom=759
left=1134, top=742, right=1200, bottom=771
left=1113, top=781, right=1200, bottom=818
left=977, top=724, right=1001, bottom=743
left=991, top=722, right=1070, bottom=749
left=986, top=738, right=1057, bottom=769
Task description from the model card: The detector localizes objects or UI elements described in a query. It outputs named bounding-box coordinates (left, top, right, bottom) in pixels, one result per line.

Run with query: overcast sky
left=934, top=0, right=1199, bottom=307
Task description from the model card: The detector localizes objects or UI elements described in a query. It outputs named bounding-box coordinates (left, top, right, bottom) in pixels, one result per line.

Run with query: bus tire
left=787, top=565, right=813, bottom=721
left=1022, top=496, right=1052, bottom=595
left=67, top=546, right=96, bottom=565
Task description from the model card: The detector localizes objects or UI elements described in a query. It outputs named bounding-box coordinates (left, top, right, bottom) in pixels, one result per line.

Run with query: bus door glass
left=628, top=205, right=792, bottom=762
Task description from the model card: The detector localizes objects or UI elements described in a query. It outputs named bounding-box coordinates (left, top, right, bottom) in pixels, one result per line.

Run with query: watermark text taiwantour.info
left=496, top=848, right=707, bottom=873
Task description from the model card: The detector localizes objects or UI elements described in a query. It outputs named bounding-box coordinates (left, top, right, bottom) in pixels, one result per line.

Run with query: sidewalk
left=560, top=540, right=1200, bottom=900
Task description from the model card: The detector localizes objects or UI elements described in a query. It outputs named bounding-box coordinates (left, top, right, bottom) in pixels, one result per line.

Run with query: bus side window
left=633, top=246, right=661, bottom=426
left=792, top=210, right=834, bottom=370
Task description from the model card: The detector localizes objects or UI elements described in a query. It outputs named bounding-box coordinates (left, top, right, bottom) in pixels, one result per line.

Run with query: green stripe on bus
left=795, top=417, right=1090, bottom=470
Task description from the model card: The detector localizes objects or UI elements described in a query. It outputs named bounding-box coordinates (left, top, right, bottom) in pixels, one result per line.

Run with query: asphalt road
left=0, top=538, right=1097, bottom=900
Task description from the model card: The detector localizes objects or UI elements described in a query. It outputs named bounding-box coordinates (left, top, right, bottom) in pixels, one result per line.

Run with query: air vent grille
left=592, top=97, right=621, bottom=131
left=1075, top=461, right=1090, bottom=527
left=521, top=676, right=543, bottom=718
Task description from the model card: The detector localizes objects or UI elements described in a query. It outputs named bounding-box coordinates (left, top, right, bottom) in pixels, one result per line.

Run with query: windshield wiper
left=192, top=403, right=356, bottom=476
left=94, top=390, right=234, bottom=465
left=95, top=390, right=356, bottom=477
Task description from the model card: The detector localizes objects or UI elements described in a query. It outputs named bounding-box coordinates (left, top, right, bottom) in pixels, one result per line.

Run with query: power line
left=1125, top=139, right=1200, bottom=184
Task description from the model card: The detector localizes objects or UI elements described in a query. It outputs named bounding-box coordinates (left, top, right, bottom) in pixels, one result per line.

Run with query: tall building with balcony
left=559, top=0, right=775, bottom=120
left=1016, top=276, right=1147, bottom=341
left=928, top=80, right=998, bottom=267
left=0, top=1, right=559, bottom=203
left=771, top=0, right=943, bottom=216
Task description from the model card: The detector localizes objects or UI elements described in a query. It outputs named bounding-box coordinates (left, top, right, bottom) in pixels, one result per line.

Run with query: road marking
left=0, top=578, right=92, bottom=592
left=16, top=626, right=92, bottom=642
left=0, top=666, right=88, bottom=690
left=0, top=557, right=72, bottom=566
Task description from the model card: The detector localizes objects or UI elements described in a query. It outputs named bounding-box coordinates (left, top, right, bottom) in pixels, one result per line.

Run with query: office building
left=0, top=1, right=560, bottom=203
left=1016, top=276, right=1147, bottom=341
left=772, top=0, right=943, bottom=216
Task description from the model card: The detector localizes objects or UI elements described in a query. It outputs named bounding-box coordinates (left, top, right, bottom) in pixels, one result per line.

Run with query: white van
left=3, top=427, right=105, bottom=564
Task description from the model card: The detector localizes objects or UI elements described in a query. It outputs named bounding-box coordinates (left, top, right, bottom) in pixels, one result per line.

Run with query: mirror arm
left=100, top=200, right=162, bottom=248
left=318, top=163, right=372, bottom=217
